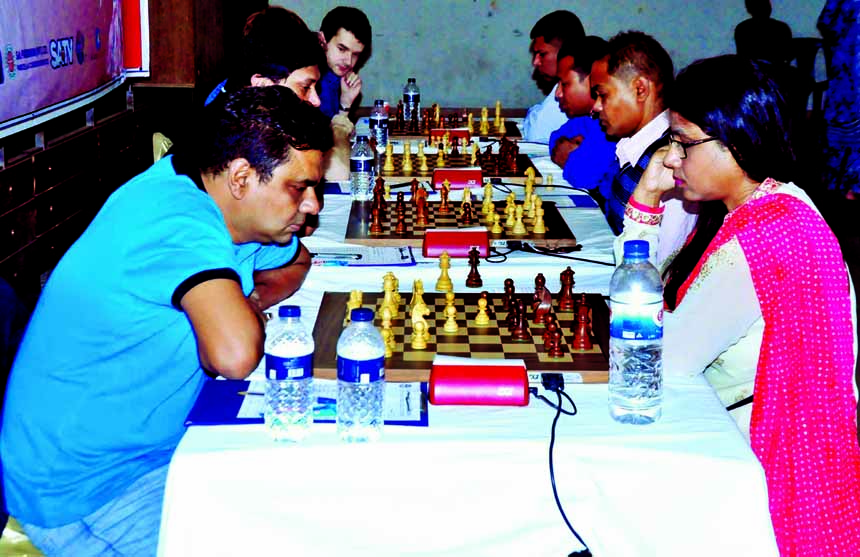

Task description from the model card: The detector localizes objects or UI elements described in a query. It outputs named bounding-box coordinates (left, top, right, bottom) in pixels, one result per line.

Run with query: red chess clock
left=431, top=168, right=483, bottom=190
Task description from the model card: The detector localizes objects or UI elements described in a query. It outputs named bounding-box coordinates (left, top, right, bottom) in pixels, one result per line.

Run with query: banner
left=0, top=0, right=124, bottom=137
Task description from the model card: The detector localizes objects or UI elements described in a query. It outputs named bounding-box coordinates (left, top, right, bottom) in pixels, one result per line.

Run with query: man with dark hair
left=550, top=36, right=616, bottom=196
left=522, top=10, right=585, bottom=143
left=318, top=6, right=372, bottom=120
left=205, top=6, right=324, bottom=108
left=1, top=87, right=331, bottom=557
left=590, top=30, right=695, bottom=249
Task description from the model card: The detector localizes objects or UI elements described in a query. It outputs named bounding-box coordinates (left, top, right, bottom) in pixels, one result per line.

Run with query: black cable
left=534, top=387, right=591, bottom=555
left=521, top=243, right=615, bottom=267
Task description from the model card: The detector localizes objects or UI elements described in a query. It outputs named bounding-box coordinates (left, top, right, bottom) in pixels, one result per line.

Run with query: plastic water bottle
left=336, top=308, right=385, bottom=442
left=369, top=99, right=389, bottom=153
left=403, top=77, right=421, bottom=124
left=608, top=240, right=663, bottom=424
left=264, top=305, right=314, bottom=441
left=349, top=135, right=374, bottom=201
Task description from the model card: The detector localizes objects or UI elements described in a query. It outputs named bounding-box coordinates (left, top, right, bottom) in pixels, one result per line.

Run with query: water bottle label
left=350, top=158, right=373, bottom=173
left=369, top=117, right=388, bottom=130
left=337, top=355, right=385, bottom=383
left=265, top=353, right=313, bottom=380
left=609, top=301, right=663, bottom=340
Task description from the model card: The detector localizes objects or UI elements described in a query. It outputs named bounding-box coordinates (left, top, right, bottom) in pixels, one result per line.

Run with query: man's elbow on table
left=201, top=341, right=264, bottom=380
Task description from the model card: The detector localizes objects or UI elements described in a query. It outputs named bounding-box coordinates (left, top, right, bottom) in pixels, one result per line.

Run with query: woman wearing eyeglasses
left=615, top=55, right=860, bottom=556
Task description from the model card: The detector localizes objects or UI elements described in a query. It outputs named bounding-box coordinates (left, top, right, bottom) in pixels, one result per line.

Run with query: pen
left=310, top=252, right=363, bottom=261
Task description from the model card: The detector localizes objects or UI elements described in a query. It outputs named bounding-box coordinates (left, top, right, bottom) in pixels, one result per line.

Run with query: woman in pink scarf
left=620, top=55, right=860, bottom=556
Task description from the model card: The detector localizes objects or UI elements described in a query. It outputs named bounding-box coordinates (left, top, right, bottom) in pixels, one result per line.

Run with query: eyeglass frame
left=667, top=135, right=719, bottom=159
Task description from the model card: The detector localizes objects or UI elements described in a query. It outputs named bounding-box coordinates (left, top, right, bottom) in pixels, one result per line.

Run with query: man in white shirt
left=589, top=30, right=696, bottom=257
left=522, top=10, right=584, bottom=144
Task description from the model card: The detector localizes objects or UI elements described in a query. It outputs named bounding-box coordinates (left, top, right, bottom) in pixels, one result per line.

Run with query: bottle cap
left=408, top=77, right=416, bottom=83
left=351, top=308, right=373, bottom=322
left=279, top=305, right=301, bottom=318
left=623, top=240, right=649, bottom=260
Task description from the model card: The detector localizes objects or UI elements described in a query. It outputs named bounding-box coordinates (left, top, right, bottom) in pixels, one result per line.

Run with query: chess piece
left=572, top=298, right=593, bottom=350
left=379, top=286, right=398, bottom=320
left=417, top=141, right=425, bottom=160
left=511, top=299, right=532, bottom=341
left=395, top=191, right=406, bottom=213
left=450, top=138, right=460, bottom=156
left=479, top=107, right=489, bottom=135
left=505, top=203, right=516, bottom=228
left=439, top=180, right=451, bottom=213
left=394, top=205, right=406, bottom=234
left=495, top=100, right=502, bottom=126
left=402, top=141, right=413, bottom=173
left=434, top=104, right=441, bottom=128
left=502, top=278, right=516, bottom=311
left=532, top=207, right=546, bottom=234
left=465, top=247, right=482, bottom=288
left=436, top=146, right=445, bottom=167
left=413, top=301, right=431, bottom=341
left=532, top=273, right=552, bottom=324
left=415, top=195, right=428, bottom=227
left=543, top=315, right=559, bottom=349
left=380, top=306, right=394, bottom=358
left=436, top=250, right=454, bottom=292
left=475, top=295, right=490, bottom=326
left=384, top=142, right=395, bottom=172
left=419, top=153, right=429, bottom=173
left=345, top=290, right=363, bottom=324
left=512, top=205, right=527, bottom=235
left=524, top=166, right=536, bottom=184
left=370, top=206, right=383, bottom=233
left=558, top=267, right=575, bottom=310
left=547, top=328, right=564, bottom=357
left=409, top=279, right=426, bottom=310
left=443, top=303, right=459, bottom=334
left=461, top=201, right=474, bottom=225
left=490, top=213, right=503, bottom=234
left=467, top=112, right=474, bottom=133
left=411, top=319, right=428, bottom=350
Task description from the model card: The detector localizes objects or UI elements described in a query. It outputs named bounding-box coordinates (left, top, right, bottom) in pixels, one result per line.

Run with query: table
left=158, top=375, right=777, bottom=556
left=156, top=141, right=778, bottom=556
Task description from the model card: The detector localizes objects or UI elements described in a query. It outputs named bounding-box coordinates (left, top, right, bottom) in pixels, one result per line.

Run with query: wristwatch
left=340, top=103, right=350, bottom=112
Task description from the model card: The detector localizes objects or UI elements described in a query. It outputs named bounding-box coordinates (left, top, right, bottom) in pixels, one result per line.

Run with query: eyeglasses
left=667, top=135, right=719, bottom=159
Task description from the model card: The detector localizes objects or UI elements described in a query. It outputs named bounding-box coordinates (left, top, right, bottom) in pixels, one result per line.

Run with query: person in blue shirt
left=0, top=87, right=332, bottom=557
left=549, top=36, right=616, bottom=198
left=317, top=6, right=372, bottom=119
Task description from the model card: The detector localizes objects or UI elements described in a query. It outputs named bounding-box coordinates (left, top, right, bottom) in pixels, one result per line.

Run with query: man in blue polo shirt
left=317, top=6, right=372, bottom=119
left=0, top=86, right=332, bottom=557
left=549, top=36, right=617, bottom=198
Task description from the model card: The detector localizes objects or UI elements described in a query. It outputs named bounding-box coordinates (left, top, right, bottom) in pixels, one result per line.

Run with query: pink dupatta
left=677, top=179, right=860, bottom=556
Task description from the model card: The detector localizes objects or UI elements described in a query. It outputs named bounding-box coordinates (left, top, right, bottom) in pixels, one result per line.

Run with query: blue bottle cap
left=623, top=240, right=649, bottom=260
left=351, top=308, right=373, bottom=322
left=279, top=305, right=301, bottom=318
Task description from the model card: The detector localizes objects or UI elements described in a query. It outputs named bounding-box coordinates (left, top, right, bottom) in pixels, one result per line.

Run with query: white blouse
left=614, top=182, right=858, bottom=439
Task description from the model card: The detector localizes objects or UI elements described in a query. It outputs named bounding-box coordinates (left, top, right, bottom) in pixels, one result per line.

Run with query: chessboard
left=345, top=199, right=577, bottom=248
left=311, top=291, right=609, bottom=383
left=388, top=119, right=521, bottom=140
left=379, top=153, right=540, bottom=184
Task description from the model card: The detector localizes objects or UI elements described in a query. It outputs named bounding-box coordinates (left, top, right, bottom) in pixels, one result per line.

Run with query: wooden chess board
left=379, top=152, right=540, bottom=184
left=388, top=119, right=521, bottom=139
left=345, top=200, right=578, bottom=248
left=311, top=291, right=609, bottom=383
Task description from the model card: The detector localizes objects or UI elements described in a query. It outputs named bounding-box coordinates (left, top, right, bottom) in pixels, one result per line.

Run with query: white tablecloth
left=157, top=156, right=778, bottom=556
left=158, top=374, right=777, bottom=557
